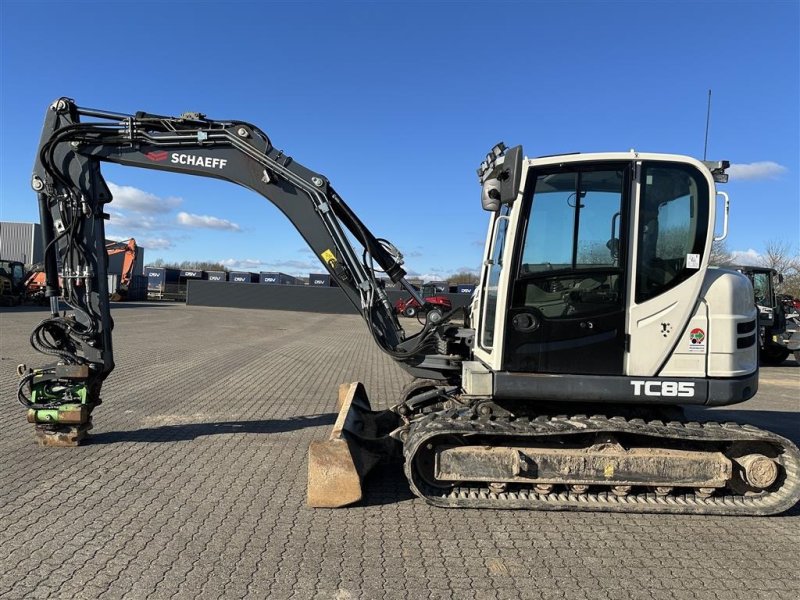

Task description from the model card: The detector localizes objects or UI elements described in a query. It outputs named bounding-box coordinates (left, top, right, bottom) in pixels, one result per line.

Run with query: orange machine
left=105, top=238, right=138, bottom=301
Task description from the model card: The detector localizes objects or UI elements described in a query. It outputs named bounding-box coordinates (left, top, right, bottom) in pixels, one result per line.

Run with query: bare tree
left=709, top=240, right=733, bottom=267
left=447, top=271, right=479, bottom=285
left=149, top=258, right=228, bottom=271
left=760, top=240, right=800, bottom=297
left=760, top=240, right=800, bottom=273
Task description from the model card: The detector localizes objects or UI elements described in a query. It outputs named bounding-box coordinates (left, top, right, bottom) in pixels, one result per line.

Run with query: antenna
left=703, top=89, right=712, bottom=160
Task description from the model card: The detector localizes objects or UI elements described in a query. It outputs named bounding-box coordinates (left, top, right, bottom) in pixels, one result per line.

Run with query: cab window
left=636, top=163, right=709, bottom=303
left=516, top=166, right=627, bottom=319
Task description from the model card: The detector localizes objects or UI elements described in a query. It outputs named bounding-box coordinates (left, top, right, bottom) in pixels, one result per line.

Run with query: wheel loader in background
left=0, top=260, right=27, bottom=306
left=735, top=265, right=798, bottom=365
left=17, top=98, right=800, bottom=516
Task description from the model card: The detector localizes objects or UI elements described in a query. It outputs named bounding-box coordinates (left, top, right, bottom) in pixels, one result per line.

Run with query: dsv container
left=260, top=272, right=300, bottom=285
left=229, top=271, right=258, bottom=283
left=145, top=267, right=180, bottom=300
left=206, top=270, right=227, bottom=282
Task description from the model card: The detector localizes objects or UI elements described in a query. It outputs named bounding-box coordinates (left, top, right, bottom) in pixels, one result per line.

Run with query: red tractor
left=394, top=283, right=452, bottom=318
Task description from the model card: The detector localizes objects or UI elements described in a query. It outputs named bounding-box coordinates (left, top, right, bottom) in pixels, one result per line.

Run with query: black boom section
left=24, top=99, right=456, bottom=436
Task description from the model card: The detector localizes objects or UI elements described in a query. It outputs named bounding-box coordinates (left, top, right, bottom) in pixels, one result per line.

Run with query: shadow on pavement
left=88, top=412, right=336, bottom=444
left=683, top=408, right=800, bottom=445
left=361, top=464, right=416, bottom=506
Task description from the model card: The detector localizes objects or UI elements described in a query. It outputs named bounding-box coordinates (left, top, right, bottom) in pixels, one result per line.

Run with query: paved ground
left=0, top=303, right=798, bottom=600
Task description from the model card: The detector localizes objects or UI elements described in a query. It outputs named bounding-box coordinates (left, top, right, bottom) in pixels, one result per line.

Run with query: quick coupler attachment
left=18, top=364, right=95, bottom=447
left=307, top=382, right=401, bottom=508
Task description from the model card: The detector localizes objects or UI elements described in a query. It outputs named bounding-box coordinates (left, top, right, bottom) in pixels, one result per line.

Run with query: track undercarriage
left=308, top=382, right=800, bottom=516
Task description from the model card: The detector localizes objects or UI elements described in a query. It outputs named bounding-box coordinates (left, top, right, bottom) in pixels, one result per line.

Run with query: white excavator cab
left=468, top=152, right=756, bottom=406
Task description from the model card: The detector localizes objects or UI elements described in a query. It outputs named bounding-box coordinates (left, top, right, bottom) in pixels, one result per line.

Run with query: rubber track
left=403, top=412, right=800, bottom=515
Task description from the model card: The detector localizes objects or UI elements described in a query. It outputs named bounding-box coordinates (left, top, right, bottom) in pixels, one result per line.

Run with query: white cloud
left=220, top=258, right=263, bottom=270
left=727, top=162, right=787, bottom=181
left=177, top=212, right=241, bottom=232
left=218, top=257, right=321, bottom=274
left=264, top=259, right=319, bottom=271
left=141, top=237, right=174, bottom=250
left=106, top=212, right=161, bottom=231
left=730, top=248, right=762, bottom=266
left=107, top=182, right=182, bottom=213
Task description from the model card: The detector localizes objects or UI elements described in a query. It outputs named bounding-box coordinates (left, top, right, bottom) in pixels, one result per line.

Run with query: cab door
left=624, top=161, right=712, bottom=376
left=502, top=163, right=631, bottom=375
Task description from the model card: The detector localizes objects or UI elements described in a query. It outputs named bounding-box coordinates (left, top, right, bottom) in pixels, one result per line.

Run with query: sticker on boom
left=145, top=151, right=227, bottom=170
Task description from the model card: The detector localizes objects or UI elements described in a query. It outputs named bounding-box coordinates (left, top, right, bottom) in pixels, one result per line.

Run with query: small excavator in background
left=15, top=98, right=800, bottom=516
left=104, top=237, right=138, bottom=301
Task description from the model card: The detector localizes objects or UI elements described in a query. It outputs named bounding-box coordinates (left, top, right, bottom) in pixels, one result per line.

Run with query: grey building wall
left=0, top=222, right=42, bottom=264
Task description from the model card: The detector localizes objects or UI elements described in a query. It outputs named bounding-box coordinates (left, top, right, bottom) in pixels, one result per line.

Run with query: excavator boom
left=20, top=98, right=462, bottom=446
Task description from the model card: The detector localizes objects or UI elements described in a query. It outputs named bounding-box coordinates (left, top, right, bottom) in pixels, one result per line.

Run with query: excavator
left=104, top=237, right=138, bottom=301
left=16, top=98, right=800, bottom=516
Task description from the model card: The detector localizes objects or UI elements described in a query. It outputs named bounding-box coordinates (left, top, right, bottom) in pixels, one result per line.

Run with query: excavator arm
left=20, top=98, right=459, bottom=444
left=105, top=238, right=138, bottom=299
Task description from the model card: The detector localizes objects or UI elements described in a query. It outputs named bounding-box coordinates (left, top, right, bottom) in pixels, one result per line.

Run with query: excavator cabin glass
left=504, top=163, right=630, bottom=374
left=635, top=162, right=709, bottom=303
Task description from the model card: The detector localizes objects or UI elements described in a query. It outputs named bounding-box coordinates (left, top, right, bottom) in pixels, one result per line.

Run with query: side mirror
left=480, top=144, right=523, bottom=211
left=778, top=273, right=784, bottom=284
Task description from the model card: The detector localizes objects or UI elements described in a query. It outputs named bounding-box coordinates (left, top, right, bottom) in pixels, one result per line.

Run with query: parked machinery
left=735, top=265, right=796, bottom=364
left=105, top=238, right=138, bottom=301
left=0, top=260, right=26, bottom=305
left=16, top=98, right=800, bottom=516
left=394, top=283, right=453, bottom=318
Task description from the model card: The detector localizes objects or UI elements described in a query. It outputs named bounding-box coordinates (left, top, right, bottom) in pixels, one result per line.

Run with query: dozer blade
left=307, top=382, right=400, bottom=508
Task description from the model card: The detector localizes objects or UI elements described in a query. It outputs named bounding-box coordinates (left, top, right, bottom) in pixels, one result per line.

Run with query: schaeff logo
left=145, top=150, right=227, bottom=170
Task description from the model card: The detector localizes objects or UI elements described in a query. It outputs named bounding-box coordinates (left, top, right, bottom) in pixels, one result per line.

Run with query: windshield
left=520, top=167, right=626, bottom=274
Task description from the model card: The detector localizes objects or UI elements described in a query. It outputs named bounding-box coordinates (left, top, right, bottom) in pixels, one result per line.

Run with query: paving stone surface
left=1, top=303, right=798, bottom=600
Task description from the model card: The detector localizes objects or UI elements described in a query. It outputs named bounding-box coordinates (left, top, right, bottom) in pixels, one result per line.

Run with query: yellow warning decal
left=320, top=249, right=337, bottom=266
left=603, top=464, right=614, bottom=479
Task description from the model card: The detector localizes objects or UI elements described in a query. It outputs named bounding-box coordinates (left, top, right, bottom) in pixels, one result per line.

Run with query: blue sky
left=1, top=1, right=797, bottom=278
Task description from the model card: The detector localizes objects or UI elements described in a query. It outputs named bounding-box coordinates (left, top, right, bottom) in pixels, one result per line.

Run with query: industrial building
left=0, top=221, right=43, bottom=265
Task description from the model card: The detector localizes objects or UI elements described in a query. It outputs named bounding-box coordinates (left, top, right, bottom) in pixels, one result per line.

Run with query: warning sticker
left=686, top=253, right=700, bottom=269
left=320, top=249, right=337, bottom=268
left=688, top=328, right=706, bottom=353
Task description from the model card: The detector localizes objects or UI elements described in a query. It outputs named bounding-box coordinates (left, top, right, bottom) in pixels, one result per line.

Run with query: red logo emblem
left=145, top=150, right=169, bottom=162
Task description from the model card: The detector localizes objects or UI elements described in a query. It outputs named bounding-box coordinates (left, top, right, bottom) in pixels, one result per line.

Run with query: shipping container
left=145, top=267, right=181, bottom=300
left=451, top=283, right=476, bottom=294
left=229, top=271, right=258, bottom=283
left=179, top=269, right=206, bottom=280
left=376, top=278, right=401, bottom=290
left=260, top=271, right=300, bottom=285
left=308, top=273, right=332, bottom=287
left=206, top=270, right=227, bottom=282
left=0, top=221, right=43, bottom=265
left=426, top=281, right=449, bottom=294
